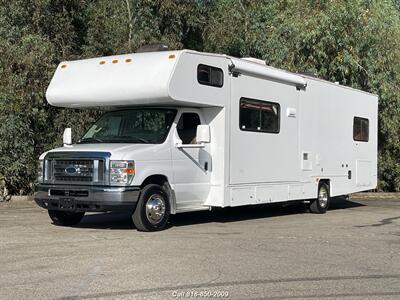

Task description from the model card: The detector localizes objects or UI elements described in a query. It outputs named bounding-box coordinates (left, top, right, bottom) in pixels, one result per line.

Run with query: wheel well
left=140, top=175, right=176, bottom=214
left=318, top=179, right=331, bottom=186
left=140, top=175, right=168, bottom=188
left=318, top=179, right=330, bottom=193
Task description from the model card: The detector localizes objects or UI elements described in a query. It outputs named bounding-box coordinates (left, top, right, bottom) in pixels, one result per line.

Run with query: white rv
left=35, top=49, right=378, bottom=231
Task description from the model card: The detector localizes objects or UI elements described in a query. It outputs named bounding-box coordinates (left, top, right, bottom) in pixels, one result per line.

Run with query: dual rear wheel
left=309, top=182, right=330, bottom=214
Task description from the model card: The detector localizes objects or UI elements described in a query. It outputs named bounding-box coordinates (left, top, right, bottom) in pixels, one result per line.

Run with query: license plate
left=59, top=198, right=76, bottom=210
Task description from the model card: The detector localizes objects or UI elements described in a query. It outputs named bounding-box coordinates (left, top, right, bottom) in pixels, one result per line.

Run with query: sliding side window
left=240, top=98, right=280, bottom=133
left=197, top=64, right=223, bottom=87
left=353, top=117, right=369, bottom=142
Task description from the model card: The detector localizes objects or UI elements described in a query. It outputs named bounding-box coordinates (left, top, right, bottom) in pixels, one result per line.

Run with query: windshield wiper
left=79, top=137, right=104, bottom=143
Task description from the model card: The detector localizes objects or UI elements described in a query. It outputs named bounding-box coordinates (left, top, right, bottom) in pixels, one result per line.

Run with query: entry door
left=229, top=75, right=300, bottom=184
left=171, top=111, right=211, bottom=208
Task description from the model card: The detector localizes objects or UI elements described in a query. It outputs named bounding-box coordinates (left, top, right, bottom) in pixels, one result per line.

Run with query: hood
left=40, top=143, right=170, bottom=161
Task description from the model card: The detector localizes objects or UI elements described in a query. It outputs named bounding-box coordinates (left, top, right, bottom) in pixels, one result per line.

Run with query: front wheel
left=132, top=184, right=170, bottom=231
left=48, top=210, right=85, bottom=226
left=310, top=182, right=330, bottom=214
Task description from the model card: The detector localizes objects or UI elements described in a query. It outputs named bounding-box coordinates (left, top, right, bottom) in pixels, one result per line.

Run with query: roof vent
left=241, top=57, right=266, bottom=65
left=136, top=44, right=169, bottom=53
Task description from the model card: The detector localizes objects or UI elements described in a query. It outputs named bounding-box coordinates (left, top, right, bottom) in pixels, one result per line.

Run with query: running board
left=175, top=206, right=211, bottom=214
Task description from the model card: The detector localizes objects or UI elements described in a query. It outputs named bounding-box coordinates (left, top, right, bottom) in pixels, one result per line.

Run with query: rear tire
left=132, top=184, right=170, bottom=232
left=310, top=182, right=330, bottom=214
left=48, top=210, right=85, bottom=226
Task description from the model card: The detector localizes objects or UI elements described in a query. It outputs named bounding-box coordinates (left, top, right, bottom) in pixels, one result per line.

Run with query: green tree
left=0, top=0, right=97, bottom=196
left=83, top=0, right=207, bottom=56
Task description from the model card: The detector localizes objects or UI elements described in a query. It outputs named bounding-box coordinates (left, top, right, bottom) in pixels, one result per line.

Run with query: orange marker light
left=61, top=64, right=67, bottom=69
left=123, top=168, right=135, bottom=174
left=168, top=54, right=176, bottom=59
left=99, top=60, right=106, bottom=65
left=125, top=58, right=132, bottom=63
left=112, top=59, right=118, bottom=64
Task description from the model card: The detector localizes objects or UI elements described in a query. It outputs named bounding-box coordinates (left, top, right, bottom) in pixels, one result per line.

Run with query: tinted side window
left=197, top=64, right=223, bottom=87
left=177, top=113, right=201, bottom=144
left=240, top=98, right=280, bottom=133
left=353, top=117, right=369, bottom=142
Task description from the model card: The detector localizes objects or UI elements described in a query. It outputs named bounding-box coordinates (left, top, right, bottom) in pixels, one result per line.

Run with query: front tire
left=310, top=182, right=330, bottom=214
left=48, top=210, right=85, bottom=226
left=132, top=184, right=170, bottom=231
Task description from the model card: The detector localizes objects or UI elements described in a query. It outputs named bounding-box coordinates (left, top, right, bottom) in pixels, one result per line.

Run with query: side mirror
left=196, top=125, right=210, bottom=143
left=63, top=128, right=72, bottom=146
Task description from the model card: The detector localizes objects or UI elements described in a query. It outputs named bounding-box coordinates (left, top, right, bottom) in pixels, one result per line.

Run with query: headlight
left=37, top=160, right=44, bottom=183
left=110, top=160, right=135, bottom=185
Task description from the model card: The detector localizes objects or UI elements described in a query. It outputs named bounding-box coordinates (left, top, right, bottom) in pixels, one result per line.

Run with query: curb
left=350, top=193, right=400, bottom=200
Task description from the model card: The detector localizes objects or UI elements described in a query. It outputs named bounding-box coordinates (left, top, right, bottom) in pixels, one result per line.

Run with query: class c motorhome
left=34, top=49, right=378, bottom=231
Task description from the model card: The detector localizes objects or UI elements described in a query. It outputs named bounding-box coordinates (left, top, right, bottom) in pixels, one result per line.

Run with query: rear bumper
left=34, top=184, right=140, bottom=212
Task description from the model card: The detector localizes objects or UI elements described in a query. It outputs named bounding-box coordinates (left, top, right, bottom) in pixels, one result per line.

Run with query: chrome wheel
left=145, top=194, right=166, bottom=225
left=318, top=186, right=329, bottom=208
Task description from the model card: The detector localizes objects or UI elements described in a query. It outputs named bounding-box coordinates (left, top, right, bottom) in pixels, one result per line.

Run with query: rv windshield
left=79, top=109, right=177, bottom=144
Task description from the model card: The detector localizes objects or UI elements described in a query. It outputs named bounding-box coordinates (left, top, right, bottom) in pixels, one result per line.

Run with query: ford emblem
left=65, top=166, right=77, bottom=175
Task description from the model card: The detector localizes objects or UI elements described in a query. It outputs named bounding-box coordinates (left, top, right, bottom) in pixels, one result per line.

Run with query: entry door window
left=177, top=113, right=201, bottom=144
left=240, top=98, right=280, bottom=133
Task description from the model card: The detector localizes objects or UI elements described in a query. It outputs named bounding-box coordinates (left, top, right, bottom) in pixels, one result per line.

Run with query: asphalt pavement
left=0, top=197, right=399, bottom=299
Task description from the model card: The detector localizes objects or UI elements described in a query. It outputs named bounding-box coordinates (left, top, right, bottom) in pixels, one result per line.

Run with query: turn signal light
left=123, top=168, right=135, bottom=174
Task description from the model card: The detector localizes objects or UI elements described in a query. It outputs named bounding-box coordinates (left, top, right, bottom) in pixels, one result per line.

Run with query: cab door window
left=177, top=113, right=201, bottom=144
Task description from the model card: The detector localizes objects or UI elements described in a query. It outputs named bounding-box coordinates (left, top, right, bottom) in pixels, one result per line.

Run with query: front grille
left=48, top=158, right=105, bottom=184
left=53, top=159, right=94, bottom=182
left=42, top=152, right=110, bottom=185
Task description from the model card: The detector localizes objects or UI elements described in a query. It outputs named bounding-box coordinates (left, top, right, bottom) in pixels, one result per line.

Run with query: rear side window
left=353, top=117, right=369, bottom=142
left=197, top=64, right=223, bottom=87
left=240, top=98, right=280, bottom=133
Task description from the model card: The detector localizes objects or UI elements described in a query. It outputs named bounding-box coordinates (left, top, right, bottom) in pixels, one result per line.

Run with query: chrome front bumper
left=34, top=184, right=140, bottom=212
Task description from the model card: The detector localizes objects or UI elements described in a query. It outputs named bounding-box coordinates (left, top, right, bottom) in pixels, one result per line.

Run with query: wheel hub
left=145, top=194, right=166, bottom=225
left=318, top=187, right=328, bottom=208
